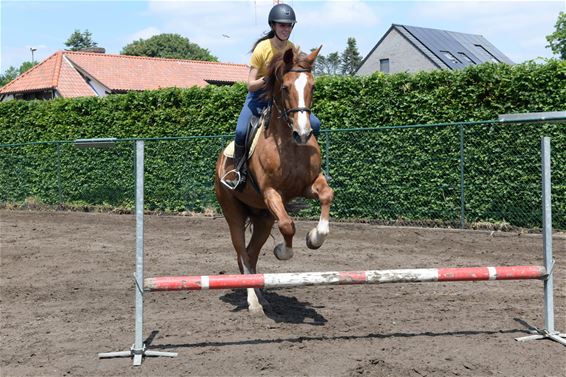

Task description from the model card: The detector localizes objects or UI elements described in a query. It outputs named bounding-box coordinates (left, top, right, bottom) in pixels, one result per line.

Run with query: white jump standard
left=98, top=141, right=177, bottom=365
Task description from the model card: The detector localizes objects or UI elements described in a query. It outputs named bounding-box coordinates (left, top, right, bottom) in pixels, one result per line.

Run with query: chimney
left=80, top=47, right=106, bottom=53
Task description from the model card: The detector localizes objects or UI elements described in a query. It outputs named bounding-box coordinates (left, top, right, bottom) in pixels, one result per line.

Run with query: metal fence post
left=56, top=143, right=63, bottom=205
left=459, top=124, right=465, bottom=229
left=325, top=131, right=331, bottom=180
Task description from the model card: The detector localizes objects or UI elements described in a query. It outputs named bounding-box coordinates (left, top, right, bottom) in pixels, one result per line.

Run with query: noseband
left=273, top=68, right=312, bottom=128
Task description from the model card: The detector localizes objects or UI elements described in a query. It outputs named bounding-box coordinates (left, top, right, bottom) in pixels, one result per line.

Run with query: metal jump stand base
left=516, top=325, right=566, bottom=346
left=99, top=345, right=177, bottom=366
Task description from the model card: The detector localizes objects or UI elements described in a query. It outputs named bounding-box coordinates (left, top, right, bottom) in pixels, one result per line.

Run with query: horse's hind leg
left=247, top=211, right=276, bottom=310
left=304, top=174, right=334, bottom=249
left=219, top=195, right=265, bottom=315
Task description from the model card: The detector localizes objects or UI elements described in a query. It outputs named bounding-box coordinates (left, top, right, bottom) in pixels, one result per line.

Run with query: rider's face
left=274, top=22, right=294, bottom=40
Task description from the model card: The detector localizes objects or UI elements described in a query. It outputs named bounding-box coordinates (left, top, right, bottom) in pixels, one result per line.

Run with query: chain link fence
left=1, top=120, right=564, bottom=230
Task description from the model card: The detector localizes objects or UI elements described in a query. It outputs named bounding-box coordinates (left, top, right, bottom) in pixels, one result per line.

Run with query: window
left=379, top=58, right=389, bottom=73
left=440, top=51, right=461, bottom=64
left=14, top=91, right=54, bottom=101
left=474, top=44, right=500, bottom=63
left=458, top=52, right=474, bottom=64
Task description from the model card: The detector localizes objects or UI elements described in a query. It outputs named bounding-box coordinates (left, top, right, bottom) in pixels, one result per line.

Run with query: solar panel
left=402, top=25, right=514, bottom=70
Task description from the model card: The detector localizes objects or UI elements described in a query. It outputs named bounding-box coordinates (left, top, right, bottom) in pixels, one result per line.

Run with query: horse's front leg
left=304, top=174, right=334, bottom=249
left=263, top=188, right=295, bottom=260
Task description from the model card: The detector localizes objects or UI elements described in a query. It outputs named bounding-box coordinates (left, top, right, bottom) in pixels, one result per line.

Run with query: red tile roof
left=0, top=51, right=249, bottom=98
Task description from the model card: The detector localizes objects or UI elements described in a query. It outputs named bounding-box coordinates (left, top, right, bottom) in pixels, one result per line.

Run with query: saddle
left=221, top=106, right=271, bottom=190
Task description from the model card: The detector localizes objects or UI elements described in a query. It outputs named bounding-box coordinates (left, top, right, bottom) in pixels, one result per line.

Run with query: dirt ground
left=1, top=210, right=565, bottom=377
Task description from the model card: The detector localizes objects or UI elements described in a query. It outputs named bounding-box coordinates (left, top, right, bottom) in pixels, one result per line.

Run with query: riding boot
left=232, top=143, right=247, bottom=191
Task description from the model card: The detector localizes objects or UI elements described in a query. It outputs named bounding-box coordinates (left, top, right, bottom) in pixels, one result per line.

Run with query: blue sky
left=1, top=0, right=564, bottom=72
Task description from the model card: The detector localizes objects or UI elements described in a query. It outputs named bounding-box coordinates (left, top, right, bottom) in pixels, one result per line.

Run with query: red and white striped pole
left=144, top=265, right=546, bottom=291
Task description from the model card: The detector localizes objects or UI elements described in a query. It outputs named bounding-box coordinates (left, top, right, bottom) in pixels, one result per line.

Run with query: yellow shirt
left=249, top=39, right=295, bottom=78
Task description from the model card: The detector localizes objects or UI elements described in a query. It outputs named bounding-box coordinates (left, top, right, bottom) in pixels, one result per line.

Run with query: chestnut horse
left=214, top=46, right=333, bottom=315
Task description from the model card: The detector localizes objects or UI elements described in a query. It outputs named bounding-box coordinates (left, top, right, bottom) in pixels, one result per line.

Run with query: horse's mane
left=263, top=46, right=312, bottom=100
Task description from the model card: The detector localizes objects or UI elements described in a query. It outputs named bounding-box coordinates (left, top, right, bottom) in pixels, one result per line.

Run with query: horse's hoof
left=274, top=243, right=293, bottom=260
left=248, top=305, right=266, bottom=316
left=306, top=229, right=322, bottom=250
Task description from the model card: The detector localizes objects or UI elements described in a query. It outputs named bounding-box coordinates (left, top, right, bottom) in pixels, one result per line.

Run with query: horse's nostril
left=292, top=131, right=301, bottom=143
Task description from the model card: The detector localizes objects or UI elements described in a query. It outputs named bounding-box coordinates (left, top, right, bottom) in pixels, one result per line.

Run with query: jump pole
left=145, top=266, right=547, bottom=291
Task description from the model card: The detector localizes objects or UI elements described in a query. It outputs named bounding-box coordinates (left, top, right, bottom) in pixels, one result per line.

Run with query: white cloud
left=125, top=26, right=162, bottom=45
left=143, top=1, right=266, bottom=62
left=409, top=1, right=562, bottom=34
left=131, top=0, right=563, bottom=64
left=301, top=0, right=379, bottom=27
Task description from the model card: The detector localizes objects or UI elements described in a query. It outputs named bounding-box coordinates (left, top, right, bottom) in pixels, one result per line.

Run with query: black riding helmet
left=268, top=3, right=297, bottom=26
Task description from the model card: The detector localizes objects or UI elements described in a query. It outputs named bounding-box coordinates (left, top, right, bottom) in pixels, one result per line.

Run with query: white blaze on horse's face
left=293, top=72, right=310, bottom=136
left=284, top=71, right=313, bottom=144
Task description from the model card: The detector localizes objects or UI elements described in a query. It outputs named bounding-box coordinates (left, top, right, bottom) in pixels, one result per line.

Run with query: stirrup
left=221, top=169, right=242, bottom=190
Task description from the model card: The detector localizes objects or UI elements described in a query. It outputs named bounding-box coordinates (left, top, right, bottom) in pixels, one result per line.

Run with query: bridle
left=272, top=68, right=312, bottom=128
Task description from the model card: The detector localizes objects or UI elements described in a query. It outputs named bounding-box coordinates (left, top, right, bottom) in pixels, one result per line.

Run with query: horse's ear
left=283, top=47, right=295, bottom=69
left=305, top=45, right=323, bottom=65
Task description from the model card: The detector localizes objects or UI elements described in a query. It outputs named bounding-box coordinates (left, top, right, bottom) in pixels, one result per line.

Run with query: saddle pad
left=223, top=127, right=263, bottom=159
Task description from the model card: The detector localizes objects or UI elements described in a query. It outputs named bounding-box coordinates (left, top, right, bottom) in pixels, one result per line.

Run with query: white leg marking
left=240, top=256, right=264, bottom=313
left=247, top=288, right=262, bottom=310
left=316, top=218, right=330, bottom=236
left=307, top=217, right=329, bottom=249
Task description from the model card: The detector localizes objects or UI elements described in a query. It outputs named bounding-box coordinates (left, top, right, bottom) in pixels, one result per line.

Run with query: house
left=356, top=24, right=514, bottom=75
left=0, top=49, right=249, bottom=101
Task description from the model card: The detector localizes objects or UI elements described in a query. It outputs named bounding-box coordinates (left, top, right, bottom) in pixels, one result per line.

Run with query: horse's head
left=266, top=46, right=322, bottom=145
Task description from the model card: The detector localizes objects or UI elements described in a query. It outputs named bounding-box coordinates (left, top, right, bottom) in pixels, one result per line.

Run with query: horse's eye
left=281, top=85, right=288, bottom=91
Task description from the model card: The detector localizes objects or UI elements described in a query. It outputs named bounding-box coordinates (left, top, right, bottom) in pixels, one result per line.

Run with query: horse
left=214, top=45, right=334, bottom=315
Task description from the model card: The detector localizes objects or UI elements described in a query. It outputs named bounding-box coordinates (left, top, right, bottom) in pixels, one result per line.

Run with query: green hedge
left=314, top=59, right=565, bottom=127
left=1, top=59, right=565, bottom=228
left=0, top=84, right=246, bottom=142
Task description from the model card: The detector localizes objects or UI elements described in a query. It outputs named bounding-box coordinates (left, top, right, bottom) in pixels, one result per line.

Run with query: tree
left=325, top=52, right=341, bottom=75
left=0, top=61, right=38, bottom=87
left=0, top=67, right=19, bottom=87
left=19, top=61, right=36, bottom=73
left=546, top=11, right=566, bottom=60
left=65, top=29, right=98, bottom=51
left=313, top=37, right=362, bottom=76
left=314, top=51, right=341, bottom=76
left=340, top=37, right=362, bottom=75
left=121, top=33, right=218, bottom=61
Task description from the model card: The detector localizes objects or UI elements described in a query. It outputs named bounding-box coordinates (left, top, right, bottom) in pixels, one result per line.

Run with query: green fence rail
left=1, top=119, right=564, bottom=230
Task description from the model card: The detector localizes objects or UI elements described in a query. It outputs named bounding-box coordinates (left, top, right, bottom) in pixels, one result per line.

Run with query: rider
left=229, top=3, right=321, bottom=190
